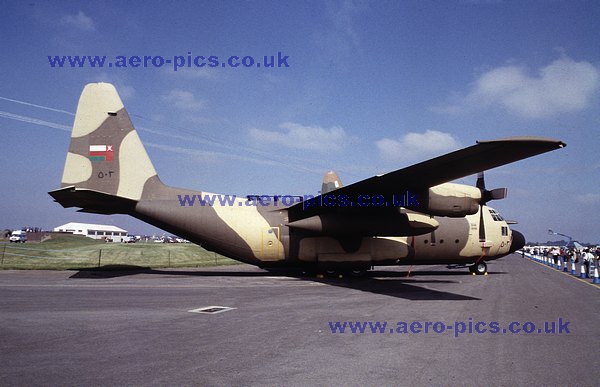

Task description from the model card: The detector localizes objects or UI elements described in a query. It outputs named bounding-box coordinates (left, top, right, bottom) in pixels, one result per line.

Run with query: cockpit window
left=488, top=208, right=505, bottom=222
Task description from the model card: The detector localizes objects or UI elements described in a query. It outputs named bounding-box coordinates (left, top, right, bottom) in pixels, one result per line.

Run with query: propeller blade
left=476, top=172, right=485, bottom=190
left=476, top=172, right=507, bottom=203
left=479, top=205, right=486, bottom=242
left=489, top=187, right=508, bottom=200
left=475, top=172, right=507, bottom=243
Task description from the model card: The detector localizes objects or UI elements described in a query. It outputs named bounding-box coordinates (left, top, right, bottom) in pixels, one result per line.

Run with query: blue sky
left=1, top=0, right=599, bottom=243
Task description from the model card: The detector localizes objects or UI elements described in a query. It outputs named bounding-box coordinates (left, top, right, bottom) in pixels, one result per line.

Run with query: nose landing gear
left=469, top=262, right=488, bottom=275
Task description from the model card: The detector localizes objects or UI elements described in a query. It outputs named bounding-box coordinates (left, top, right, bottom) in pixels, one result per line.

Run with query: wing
left=288, top=136, right=565, bottom=220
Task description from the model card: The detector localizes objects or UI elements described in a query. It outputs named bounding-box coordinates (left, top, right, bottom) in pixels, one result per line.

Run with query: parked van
left=9, top=230, right=27, bottom=243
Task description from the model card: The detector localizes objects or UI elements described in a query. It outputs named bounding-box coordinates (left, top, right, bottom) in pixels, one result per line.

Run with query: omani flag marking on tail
left=89, top=145, right=114, bottom=162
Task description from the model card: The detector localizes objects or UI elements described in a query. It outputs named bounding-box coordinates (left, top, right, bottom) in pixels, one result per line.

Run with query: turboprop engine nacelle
left=287, top=210, right=439, bottom=237
left=408, top=183, right=482, bottom=217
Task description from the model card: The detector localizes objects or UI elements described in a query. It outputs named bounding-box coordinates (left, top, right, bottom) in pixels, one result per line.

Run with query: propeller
left=476, top=172, right=508, bottom=242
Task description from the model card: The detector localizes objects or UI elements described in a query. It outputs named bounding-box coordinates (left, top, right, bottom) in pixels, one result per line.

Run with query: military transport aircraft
left=49, top=83, right=565, bottom=275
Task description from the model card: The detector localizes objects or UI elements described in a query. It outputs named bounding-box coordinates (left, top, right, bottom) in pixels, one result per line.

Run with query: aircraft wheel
left=349, top=269, right=367, bottom=278
left=300, top=268, right=315, bottom=276
left=470, top=262, right=487, bottom=275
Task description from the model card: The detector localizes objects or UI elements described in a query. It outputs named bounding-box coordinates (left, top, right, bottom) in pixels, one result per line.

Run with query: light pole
left=548, top=229, right=573, bottom=245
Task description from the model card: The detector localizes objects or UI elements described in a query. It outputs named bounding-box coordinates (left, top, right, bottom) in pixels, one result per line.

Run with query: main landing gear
left=469, top=262, right=488, bottom=275
left=323, top=269, right=368, bottom=278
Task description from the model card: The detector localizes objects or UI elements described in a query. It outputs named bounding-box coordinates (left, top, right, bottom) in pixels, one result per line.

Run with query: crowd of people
left=523, top=246, right=600, bottom=277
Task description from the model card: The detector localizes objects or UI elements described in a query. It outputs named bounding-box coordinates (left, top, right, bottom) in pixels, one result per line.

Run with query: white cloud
left=145, top=142, right=219, bottom=163
left=435, top=56, right=600, bottom=118
left=249, top=122, right=348, bottom=152
left=88, top=73, right=135, bottom=99
left=328, top=0, right=363, bottom=46
left=575, top=193, right=600, bottom=204
left=145, top=142, right=315, bottom=171
left=165, top=66, right=218, bottom=80
left=314, top=0, right=367, bottom=58
left=116, top=85, right=135, bottom=99
left=62, top=11, right=96, bottom=32
left=162, top=89, right=206, bottom=111
left=376, top=130, right=461, bottom=162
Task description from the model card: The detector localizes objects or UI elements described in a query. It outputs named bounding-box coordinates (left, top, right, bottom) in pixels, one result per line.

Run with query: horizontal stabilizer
left=49, top=186, right=137, bottom=215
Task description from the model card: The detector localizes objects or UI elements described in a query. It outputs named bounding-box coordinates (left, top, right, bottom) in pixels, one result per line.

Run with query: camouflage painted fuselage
left=51, top=83, right=564, bottom=272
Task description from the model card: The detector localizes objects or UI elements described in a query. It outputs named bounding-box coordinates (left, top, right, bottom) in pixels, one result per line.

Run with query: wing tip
left=476, top=136, right=566, bottom=148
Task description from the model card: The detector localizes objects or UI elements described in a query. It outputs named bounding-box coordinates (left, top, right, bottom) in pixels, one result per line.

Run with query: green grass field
left=0, top=234, right=239, bottom=270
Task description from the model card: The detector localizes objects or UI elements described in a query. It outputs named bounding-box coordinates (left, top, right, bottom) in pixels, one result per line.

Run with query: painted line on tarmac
left=525, top=257, right=600, bottom=290
left=0, top=281, right=325, bottom=289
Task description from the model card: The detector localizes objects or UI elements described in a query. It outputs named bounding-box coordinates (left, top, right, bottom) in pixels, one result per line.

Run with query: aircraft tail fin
left=321, top=171, right=343, bottom=194
left=50, top=83, right=158, bottom=212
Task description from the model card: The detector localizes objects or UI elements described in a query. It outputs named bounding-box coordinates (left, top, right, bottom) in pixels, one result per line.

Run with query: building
left=54, top=222, right=129, bottom=242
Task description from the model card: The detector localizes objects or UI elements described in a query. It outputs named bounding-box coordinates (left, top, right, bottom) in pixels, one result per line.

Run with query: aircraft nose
left=509, top=230, right=525, bottom=253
